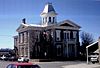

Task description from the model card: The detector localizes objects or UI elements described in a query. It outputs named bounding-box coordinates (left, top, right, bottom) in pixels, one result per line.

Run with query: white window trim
left=63, top=31, right=70, bottom=41
left=20, top=33, right=23, bottom=43
left=64, top=31, right=67, bottom=41
left=73, top=31, right=77, bottom=38
left=67, top=31, right=70, bottom=40
left=56, top=30, right=61, bottom=41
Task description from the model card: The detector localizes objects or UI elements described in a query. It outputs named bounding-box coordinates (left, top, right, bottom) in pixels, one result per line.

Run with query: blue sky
left=0, top=0, right=100, bottom=48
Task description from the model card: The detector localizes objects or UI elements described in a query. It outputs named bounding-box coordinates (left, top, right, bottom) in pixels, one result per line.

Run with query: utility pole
left=86, top=48, right=89, bottom=64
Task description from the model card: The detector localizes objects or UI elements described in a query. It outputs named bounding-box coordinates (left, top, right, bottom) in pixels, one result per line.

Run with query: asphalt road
left=1, top=60, right=100, bottom=68
left=37, top=61, right=100, bottom=68
left=0, top=61, right=13, bottom=68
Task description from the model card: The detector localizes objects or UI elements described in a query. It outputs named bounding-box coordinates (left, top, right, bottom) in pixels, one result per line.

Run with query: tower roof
left=41, top=3, right=57, bottom=15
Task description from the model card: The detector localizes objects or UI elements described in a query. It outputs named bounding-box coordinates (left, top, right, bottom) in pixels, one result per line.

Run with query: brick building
left=14, top=3, right=81, bottom=59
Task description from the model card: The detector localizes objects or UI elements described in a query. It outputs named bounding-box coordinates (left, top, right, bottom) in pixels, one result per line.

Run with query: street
left=1, top=61, right=100, bottom=68
left=38, top=61, right=100, bottom=68
left=0, top=61, right=14, bottom=68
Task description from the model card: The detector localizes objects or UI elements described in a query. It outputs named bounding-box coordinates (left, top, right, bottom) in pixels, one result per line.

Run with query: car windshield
left=17, top=65, right=40, bottom=68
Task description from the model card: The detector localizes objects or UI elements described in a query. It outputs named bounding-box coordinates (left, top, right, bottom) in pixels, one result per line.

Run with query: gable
left=60, top=23, right=73, bottom=27
left=16, top=23, right=29, bottom=32
left=58, top=20, right=81, bottom=28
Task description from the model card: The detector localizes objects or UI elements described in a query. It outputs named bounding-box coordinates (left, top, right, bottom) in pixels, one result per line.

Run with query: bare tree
left=80, top=31, right=94, bottom=56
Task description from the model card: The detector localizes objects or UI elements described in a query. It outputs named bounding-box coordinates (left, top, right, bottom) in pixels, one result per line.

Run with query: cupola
left=40, top=3, right=57, bottom=26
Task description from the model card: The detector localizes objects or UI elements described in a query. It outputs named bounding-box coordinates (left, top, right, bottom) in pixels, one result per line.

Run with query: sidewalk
left=63, top=63, right=100, bottom=68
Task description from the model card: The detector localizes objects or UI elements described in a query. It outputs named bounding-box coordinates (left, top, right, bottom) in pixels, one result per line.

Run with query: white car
left=18, top=57, right=29, bottom=62
left=0, top=55, right=6, bottom=60
left=90, top=53, right=99, bottom=64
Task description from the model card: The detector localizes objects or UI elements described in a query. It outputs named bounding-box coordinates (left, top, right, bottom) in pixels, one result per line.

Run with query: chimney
left=22, top=18, right=26, bottom=24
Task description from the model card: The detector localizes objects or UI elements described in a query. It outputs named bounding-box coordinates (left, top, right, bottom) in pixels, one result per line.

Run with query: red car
left=6, top=62, right=40, bottom=68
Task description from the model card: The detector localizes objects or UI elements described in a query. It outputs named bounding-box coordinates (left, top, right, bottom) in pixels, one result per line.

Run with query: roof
left=10, top=62, right=33, bottom=65
left=94, top=49, right=99, bottom=53
left=21, top=23, right=45, bottom=27
left=58, top=20, right=81, bottom=28
left=41, top=2, right=57, bottom=15
left=29, top=24, right=44, bottom=27
left=86, top=41, right=98, bottom=48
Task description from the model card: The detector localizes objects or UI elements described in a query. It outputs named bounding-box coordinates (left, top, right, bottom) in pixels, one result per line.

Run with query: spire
left=41, top=2, right=57, bottom=15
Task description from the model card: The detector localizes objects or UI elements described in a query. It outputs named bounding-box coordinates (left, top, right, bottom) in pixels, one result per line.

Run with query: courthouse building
left=14, top=3, right=81, bottom=59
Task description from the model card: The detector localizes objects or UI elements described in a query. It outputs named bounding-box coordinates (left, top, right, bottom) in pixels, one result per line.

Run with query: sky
left=0, top=0, right=100, bottom=49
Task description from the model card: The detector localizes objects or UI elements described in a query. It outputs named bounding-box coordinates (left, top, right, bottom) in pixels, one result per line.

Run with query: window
left=18, top=65, right=40, bottom=68
left=7, top=64, right=12, bottom=68
left=20, top=33, right=23, bottom=43
left=73, top=31, right=77, bottom=38
left=24, top=32, right=28, bottom=43
left=70, top=31, right=73, bottom=39
left=45, top=17, right=47, bottom=22
left=43, top=18, right=44, bottom=23
left=63, top=31, right=67, bottom=41
left=51, top=31, right=53, bottom=38
left=25, top=47, right=28, bottom=56
left=19, top=33, right=20, bottom=43
left=56, top=30, right=61, bottom=41
left=68, top=44, right=75, bottom=57
left=22, top=33, right=24, bottom=43
left=14, top=38, right=17, bottom=46
left=53, top=17, right=55, bottom=23
left=64, top=31, right=70, bottom=41
left=66, top=31, right=70, bottom=40
left=49, top=17, right=51, bottom=22
left=57, top=45, right=61, bottom=56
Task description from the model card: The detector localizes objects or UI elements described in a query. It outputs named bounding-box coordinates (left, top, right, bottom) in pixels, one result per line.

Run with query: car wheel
left=92, top=62, right=95, bottom=64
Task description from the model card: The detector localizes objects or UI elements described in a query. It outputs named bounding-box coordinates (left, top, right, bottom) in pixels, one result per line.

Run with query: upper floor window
left=43, top=18, right=44, bottom=23
left=67, top=32, right=70, bottom=39
left=24, top=32, right=28, bottom=43
left=56, top=30, right=61, bottom=41
left=51, top=31, right=53, bottom=38
left=70, top=31, right=73, bottom=39
left=64, top=31, right=70, bottom=41
left=64, top=31, right=67, bottom=40
left=22, top=33, right=24, bottom=43
left=20, top=33, right=23, bottom=43
left=73, top=31, right=77, bottom=38
left=45, top=17, right=47, bottom=22
left=14, top=38, right=18, bottom=45
left=49, top=17, right=51, bottom=22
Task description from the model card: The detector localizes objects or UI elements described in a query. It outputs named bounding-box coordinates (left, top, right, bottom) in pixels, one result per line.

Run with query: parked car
left=9, top=56, right=18, bottom=61
left=4, top=57, right=9, bottom=61
left=0, top=55, right=6, bottom=60
left=90, top=53, right=99, bottom=64
left=6, top=62, right=40, bottom=68
left=18, top=56, right=29, bottom=63
left=0, top=55, right=10, bottom=61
